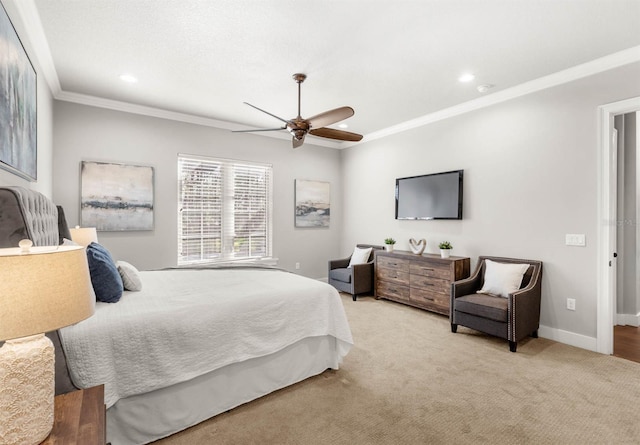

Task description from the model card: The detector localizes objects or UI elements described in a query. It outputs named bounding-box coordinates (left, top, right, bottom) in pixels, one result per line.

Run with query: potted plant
left=384, top=238, right=396, bottom=252
left=439, top=241, right=452, bottom=258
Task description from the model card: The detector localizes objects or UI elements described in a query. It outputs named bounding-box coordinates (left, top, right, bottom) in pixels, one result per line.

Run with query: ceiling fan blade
left=309, top=127, right=363, bottom=142
left=292, top=134, right=305, bottom=149
left=243, top=102, right=289, bottom=124
left=307, top=106, right=354, bottom=129
left=232, top=126, right=286, bottom=133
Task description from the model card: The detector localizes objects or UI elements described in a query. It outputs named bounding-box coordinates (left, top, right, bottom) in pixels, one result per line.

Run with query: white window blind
left=178, top=154, right=272, bottom=265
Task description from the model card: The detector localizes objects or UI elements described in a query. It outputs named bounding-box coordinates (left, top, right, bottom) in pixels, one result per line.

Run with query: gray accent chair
left=328, top=244, right=384, bottom=301
left=450, top=256, right=543, bottom=352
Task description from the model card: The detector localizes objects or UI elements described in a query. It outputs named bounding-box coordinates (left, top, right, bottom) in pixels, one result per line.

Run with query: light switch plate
left=565, top=234, right=586, bottom=246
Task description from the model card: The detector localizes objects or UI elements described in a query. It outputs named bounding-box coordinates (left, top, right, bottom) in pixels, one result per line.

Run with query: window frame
left=177, top=154, right=273, bottom=266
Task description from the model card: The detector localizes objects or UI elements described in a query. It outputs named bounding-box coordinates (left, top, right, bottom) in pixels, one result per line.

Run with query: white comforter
left=59, top=267, right=353, bottom=408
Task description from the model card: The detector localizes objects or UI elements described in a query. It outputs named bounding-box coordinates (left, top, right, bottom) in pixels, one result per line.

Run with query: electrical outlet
left=567, top=298, right=576, bottom=311
left=295, top=262, right=300, bottom=270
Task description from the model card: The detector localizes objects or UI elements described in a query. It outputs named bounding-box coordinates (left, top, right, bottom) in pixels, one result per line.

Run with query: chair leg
left=509, top=341, right=517, bottom=352
left=451, top=323, right=457, bottom=333
left=531, top=330, right=538, bottom=338
left=352, top=294, right=357, bottom=301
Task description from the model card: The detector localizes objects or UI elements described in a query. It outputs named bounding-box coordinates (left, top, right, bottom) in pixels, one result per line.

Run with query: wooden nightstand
left=41, top=385, right=106, bottom=445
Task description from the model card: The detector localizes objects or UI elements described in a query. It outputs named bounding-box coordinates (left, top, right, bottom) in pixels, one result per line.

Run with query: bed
left=0, top=186, right=353, bottom=444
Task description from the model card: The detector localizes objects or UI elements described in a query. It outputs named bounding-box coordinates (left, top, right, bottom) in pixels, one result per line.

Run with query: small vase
left=440, top=249, right=451, bottom=258
left=385, top=244, right=394, bottom=252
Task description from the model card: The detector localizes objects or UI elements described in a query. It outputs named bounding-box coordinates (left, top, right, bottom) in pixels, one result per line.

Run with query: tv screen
left=395, top=170, right=463, bottom=220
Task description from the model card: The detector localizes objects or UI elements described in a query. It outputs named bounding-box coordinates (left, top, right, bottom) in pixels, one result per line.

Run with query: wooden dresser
left=375, top=250, right=470, bottom=315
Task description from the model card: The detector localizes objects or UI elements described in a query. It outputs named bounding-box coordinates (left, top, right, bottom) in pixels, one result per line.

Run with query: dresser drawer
left=410, top=288, right=450, bottom=314
left=377, top=255, right=410, bottom=271
left=409, top=275, right=450, bottom=295
left=377, top=267, right=410, bottom=284
left=410, top=262, right=451, bottom=280
left=377, top=280, right=410, bottom=301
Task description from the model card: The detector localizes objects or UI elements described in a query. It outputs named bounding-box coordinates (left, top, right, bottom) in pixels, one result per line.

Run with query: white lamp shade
left=0, top=245, right=95, bottom=342
left=69, top=226, right=98, bottom=247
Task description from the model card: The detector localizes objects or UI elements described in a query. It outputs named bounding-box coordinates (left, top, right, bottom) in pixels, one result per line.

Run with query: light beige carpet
left=156, top=294, right=640, bottom=444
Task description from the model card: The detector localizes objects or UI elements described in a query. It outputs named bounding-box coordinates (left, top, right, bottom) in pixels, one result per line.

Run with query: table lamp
left=69, top=225, right=98, bottom=247
left=0, top=241, right=95, bottom=445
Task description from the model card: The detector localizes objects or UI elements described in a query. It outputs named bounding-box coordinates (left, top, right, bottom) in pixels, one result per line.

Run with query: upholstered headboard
left=0, top=186, right=60, bottom=248
left=0, top=186, right=79, bottom=394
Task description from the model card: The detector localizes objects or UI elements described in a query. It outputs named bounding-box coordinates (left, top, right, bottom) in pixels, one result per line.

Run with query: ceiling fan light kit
left=234, top=73, right=363, bottom=148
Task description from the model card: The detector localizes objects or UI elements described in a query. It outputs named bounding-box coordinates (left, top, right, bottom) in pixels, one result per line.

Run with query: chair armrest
left=450, top=265, right=483, bottom=322
left=329, top=257, right=351, bottom=270
left=508, top=269, right=543, bottom=341
left=351, top=261, right=374, bottom=295
left=351, top=261, right=373, bottom=275
left=451, top=269, right=482, bottom=299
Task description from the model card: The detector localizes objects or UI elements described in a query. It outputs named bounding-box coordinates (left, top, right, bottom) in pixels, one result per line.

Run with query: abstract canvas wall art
left=295, top=179, right=330, bottom=228
left=81, top=161, right=154, bottom=231
left=0, top=2, right=37, bottom=180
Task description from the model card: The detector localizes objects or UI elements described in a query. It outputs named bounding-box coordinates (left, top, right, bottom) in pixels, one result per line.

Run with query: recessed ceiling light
left=338, top=123, right=348, bottom=129
left=477, top=84, right=495, bottom=93
left=458, top=73, right=475, bottom=83
left=119, top=74, right=138, bottom=83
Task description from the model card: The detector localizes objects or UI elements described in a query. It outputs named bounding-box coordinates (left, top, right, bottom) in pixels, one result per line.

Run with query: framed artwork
left=295, top=179, right=330, bottom=228
left=81, top=161, right=154, bottom=231
left=0, top=1, right=37, bottom=180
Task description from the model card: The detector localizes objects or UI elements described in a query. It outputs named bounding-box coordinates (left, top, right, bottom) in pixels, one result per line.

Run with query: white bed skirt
left=107, top=335, right=350, bottom=444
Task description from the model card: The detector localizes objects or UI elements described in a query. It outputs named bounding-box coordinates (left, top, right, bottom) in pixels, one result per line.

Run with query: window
left=178, top=154, right=272, bottom=265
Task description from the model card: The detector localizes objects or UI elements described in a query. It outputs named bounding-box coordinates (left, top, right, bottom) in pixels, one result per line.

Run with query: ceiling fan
left=234, top=73, right=363, bottom=148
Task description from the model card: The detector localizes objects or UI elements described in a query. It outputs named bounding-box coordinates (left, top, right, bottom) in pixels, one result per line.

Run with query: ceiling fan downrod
left=293, top=73, right=306, bottom=119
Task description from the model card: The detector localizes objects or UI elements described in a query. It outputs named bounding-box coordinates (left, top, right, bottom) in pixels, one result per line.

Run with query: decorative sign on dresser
left=374, top=250, right=470, bottom=315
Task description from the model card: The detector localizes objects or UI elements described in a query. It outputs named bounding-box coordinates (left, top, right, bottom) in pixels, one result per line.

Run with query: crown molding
left=11, top=0, right=61, bottom=95
left=55, top=91, right=342, bottom=149
left=354, top=45, right=640, bottom=146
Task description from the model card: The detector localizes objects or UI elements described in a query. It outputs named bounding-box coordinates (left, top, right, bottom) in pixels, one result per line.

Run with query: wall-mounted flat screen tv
left=395, top=170, right=463, bottom=220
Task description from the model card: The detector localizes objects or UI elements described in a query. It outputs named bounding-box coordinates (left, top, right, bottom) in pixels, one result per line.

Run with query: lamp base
left=0, top=334, right=55, bottom=445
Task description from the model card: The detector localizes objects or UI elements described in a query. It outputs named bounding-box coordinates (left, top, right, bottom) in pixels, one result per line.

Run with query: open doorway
left=598, top=97, right=640, bottom=355
left=613, top=112, right=640, bottom=362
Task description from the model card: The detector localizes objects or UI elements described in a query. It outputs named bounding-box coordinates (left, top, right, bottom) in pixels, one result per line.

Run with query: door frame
left=597, top=96, right=640, bottom=354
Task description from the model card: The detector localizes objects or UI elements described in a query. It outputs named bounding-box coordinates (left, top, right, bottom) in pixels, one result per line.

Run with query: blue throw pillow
left=86, top=242, right=123, bottom=303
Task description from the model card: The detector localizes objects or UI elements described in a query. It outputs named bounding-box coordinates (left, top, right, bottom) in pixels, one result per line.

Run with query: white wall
left=340, top=62, right=640, bottom=340
left=52, top=102, right=342, bottom=278
left=0, top=1, right=54, bottom=196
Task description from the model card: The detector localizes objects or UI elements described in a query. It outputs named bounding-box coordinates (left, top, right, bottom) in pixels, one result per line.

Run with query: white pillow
left=116, top=260, right=142, bottom=292
left=478, top=259, right=530, bottom=298
left=348, top=246, right=373, bottom=268
left=62, top=238, right=79, bottom=246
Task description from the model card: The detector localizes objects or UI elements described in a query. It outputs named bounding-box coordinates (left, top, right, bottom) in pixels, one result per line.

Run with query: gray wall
left=0, top=1, right=54, bottom=197
left=52, top=102, right=342, bottom=278
left=340, top=62, right=640, bottom=340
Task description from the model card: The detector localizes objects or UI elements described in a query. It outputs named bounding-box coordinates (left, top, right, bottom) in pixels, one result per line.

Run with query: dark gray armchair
left=450, top=256, right=543, bottom=352
left=328, top=244, right=384, bottom=301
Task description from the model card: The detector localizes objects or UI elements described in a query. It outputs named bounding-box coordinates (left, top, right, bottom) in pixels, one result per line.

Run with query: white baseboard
left=616, top=313, right=640, bottom=327
left=538, top=325, right=598, bottom=352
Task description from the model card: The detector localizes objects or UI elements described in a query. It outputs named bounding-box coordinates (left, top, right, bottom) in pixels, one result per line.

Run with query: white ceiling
left=24, top=0, right=640, bottom=146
